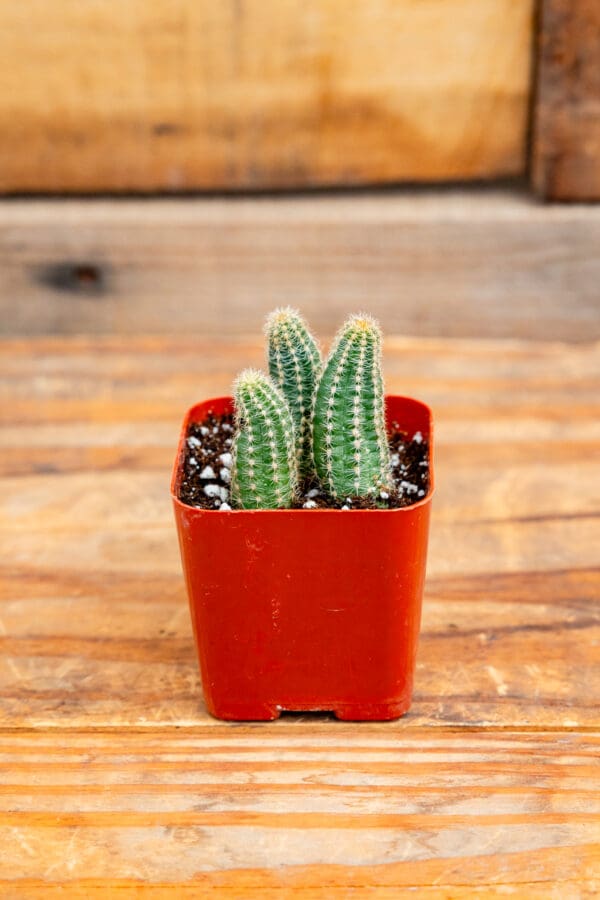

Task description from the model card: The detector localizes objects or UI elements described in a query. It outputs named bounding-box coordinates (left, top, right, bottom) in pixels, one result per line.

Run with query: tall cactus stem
left=312, top=314, right=391, bottom=499
left=265, top=308, right=321, bottom=477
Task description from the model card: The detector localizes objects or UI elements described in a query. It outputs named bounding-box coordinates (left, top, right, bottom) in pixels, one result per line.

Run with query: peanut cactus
left=265, top=308, right=321, bottom=477
left=231, top=369, right=297, bottom=510
left=312, top=314, right=391, bottom=499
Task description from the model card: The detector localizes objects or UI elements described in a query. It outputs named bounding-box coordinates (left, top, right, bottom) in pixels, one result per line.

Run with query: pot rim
left=171, top=394, right=434, bottom=514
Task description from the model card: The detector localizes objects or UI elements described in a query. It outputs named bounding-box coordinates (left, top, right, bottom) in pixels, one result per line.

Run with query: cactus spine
left=312, top=314, right=391, bottom=499
left=231, top=369, right=297, bottom=510
left=265, top=308, right=321, bottom=477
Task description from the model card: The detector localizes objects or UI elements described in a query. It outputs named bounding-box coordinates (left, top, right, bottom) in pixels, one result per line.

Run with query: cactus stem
left=254, top=382, right=289, bottom=504
left=232, top=368, right=297, bottom=509
left=352, top=331, right=367, bottom=492
left=280, top=325, right=305, bottom=464
left=322, top=331, right=353, bottom=490
left=266, top=308, right=321, bottom=477
left=312, top=313, right=392, bottom=499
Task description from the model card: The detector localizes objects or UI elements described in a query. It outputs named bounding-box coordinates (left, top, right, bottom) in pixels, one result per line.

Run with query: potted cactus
left=172, top=311, right=433, bottom=721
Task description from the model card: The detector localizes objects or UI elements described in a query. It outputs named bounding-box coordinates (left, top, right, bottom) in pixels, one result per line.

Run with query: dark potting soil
left=178, top=413, right=430, bottom=511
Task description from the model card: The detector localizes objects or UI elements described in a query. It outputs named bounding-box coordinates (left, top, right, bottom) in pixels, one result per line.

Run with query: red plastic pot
left=171, top=395, right=434, bottom=721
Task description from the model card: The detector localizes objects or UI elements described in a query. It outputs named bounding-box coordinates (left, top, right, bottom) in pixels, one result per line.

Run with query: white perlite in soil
left=204, top=484, right=229, bottom=503
left=181, top=416, right=429, bottom=511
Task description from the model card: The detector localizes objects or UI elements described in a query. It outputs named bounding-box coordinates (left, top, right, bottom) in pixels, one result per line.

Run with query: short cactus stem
left=265, top=308, right=321, bottom=477
left=312, top=314, right=392, bottom=499
left=231, top=369, right=297, bottom=510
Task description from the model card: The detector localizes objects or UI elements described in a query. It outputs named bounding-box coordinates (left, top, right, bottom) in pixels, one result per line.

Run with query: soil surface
left=178, top=412, right=430, bottom=511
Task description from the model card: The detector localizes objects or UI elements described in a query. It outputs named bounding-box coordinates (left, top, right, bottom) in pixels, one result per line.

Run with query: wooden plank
left=3, top=884, right=597, bottom=900
left=0, top=336, right=598, bottom=895
left=1, top=191, right=600, bottom=340
left=0, top=729, right=598, bottom=893
left=3, top=881, right=599, bottom=900
left=532, top=0, right=600, bottom=200
left=0, top=336, right=598, bottom=728
left=0, top=1, right=533, bottom=193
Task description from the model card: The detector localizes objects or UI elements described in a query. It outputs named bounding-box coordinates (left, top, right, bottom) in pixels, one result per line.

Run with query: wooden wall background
left=0, top=0, right=534, bottom=192
left=533, top=0, right=600, bottom=200
left=1, top=1, right=598, bottom=336
left=1, top=190, right=599, bottom=339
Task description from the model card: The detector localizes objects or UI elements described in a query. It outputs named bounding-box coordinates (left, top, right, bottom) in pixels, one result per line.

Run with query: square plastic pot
left=172, top=395, right=433, bottom=721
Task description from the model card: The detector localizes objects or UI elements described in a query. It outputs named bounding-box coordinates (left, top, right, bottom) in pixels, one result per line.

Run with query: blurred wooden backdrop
left=0, top=0, right=599, bottom=337
left=2, top=191, right=599, bottom=339
left=1, top=0, right=598, bottom=198
left=0, top=0, right=533, bottom=192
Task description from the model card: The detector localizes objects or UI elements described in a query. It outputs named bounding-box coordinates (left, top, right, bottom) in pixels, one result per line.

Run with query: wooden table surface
left=1, top=335, right=599, bottom=897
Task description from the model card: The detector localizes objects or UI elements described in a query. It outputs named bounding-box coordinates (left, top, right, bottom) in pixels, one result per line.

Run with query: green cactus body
left=231, top=369, right=297, bottom=510
left=265, top=308, right=321, bottom=477
left=312, top=315, right=391, bottom=499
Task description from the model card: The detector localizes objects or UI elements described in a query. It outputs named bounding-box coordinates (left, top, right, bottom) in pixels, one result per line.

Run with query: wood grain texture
left=2, top=190, right=600, bottom=340
left=1, top=336, right=599, bottom=729
left=0, top=1, right=533, bottom=193
left=0, top=730, right=598, bottom=894
left=533, top=0, right=600, bottom=200
left=0, top=335, right=598, bottom=894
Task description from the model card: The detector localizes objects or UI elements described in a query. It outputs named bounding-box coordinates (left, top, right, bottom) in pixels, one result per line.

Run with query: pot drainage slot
left=279, top=710, right=335, bottom=721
